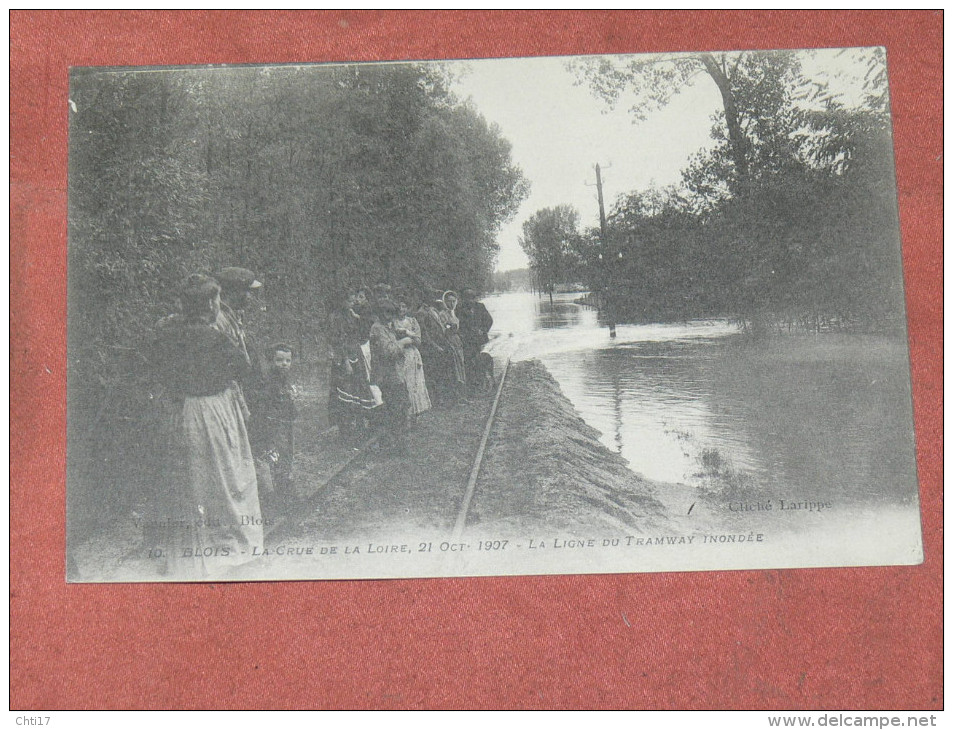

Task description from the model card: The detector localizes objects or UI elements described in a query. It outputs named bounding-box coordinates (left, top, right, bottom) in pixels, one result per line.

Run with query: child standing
left=254, top=343, right=298, bottom=508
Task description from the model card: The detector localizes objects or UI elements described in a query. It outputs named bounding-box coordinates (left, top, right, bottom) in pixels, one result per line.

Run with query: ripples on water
left=482, top=291, right=918, bottom=507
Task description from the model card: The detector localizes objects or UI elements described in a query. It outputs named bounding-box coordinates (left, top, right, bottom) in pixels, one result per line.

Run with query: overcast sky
left=449, top=49, right=880, bottom=272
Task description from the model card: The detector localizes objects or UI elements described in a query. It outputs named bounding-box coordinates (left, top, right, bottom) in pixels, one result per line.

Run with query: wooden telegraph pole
left=594, top=163, right=616, bottom=338
left=595, top=163, right=608, bottom=239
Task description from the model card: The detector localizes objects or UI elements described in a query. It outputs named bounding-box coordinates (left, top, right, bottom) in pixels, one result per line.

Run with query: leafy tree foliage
left=518, top=205, right=582, bottom=301
left=569, top=49, right=902, bottom=332
left=491, top=267, right=532, bottom=292
left=570, top=50, right=803, bottom=191
left=68, top=63, right=528, bottom=519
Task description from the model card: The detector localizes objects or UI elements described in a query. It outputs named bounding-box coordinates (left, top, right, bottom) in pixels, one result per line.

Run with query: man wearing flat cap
left=213, top=267, right=264, bottom=420
left=214, top=266, right=261, bottom=365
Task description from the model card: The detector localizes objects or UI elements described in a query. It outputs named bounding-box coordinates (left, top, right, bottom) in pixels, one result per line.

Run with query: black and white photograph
left=66, top=48, right=922, bottom=582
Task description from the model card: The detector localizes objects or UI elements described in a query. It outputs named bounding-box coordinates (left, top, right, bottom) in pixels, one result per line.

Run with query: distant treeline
left=524, top=50, right=905, bottom=332
left=67, top=63, right=528, bottom=518
left=491, top=267, right=533, bottom=292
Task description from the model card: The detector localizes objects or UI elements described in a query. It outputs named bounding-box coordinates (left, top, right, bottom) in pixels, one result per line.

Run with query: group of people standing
left=328, top=285, right=494, bottom=453
left=146, top=268, right=493, bottom=578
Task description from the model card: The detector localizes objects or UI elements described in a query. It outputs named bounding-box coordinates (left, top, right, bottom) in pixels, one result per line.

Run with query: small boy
left=254, top=343, right=298, bottom=506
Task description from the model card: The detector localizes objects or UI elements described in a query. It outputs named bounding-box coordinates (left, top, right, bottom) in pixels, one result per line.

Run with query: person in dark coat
left=213, top=266, right=261, bottom=366
left=416, top=289, right=455, bottom=406
left=457, top=287, right=494, bottom=391
left=253, top=343, right=298, bottom=510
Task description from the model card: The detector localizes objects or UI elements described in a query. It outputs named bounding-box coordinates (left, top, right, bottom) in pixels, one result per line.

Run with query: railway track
left=450, top=356, right=511, bottom=540
left=266, top=354, right=512, bottom=545
left=264, top=432, right=379, bottom=543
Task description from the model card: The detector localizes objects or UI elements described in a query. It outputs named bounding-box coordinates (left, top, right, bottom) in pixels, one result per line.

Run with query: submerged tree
left=518, top=205, right=581, bottom=303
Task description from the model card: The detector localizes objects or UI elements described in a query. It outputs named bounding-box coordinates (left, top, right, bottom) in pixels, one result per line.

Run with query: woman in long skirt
left=369, top=300, right=411, bottom=452
left=416, top=294, right=454, bottom=406
left=327, top=288, right=378, bottom=443
left=396, top=301, right=432, bottom=417
left=149, top=274, right=263, bottom=579
left=438, top=290, right=467, bottom=398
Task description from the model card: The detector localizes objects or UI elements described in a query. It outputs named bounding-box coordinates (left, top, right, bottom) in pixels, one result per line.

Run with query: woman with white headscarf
left=436, top=290, right=467, bottom=399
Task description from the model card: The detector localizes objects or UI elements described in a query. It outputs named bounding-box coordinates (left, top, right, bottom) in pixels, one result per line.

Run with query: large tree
left=570, top=50, right=803, bottom=193
left=518, top=205, right=581, bottom=303
left=569, top=49, right=899, bottom=329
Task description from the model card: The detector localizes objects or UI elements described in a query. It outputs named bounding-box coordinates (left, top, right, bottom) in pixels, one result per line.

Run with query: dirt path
left=276, top=395, right=494, bottom=545
left=72, top=361, right=496, bottom=581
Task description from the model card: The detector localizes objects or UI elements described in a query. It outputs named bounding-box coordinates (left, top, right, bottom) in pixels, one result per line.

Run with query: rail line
left=266, top=353, right=513, bottom=545
left=450, top=355, right=511, bottom=541
left=264, top=433, right=379, bottom=543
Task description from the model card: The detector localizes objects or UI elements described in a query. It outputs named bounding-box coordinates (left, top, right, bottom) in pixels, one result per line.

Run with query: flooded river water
left=483, top=292, right=920, bottom=511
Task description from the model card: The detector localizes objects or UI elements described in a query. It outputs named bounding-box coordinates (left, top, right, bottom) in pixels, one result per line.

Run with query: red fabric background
left=10, top=10, right=942, bottom=710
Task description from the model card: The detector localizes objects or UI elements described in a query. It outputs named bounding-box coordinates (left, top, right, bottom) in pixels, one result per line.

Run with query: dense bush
left=556, top=49, right=905, bottom=330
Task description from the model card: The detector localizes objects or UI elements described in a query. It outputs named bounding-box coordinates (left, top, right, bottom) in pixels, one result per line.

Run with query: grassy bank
left=471, top=360, right=668, bottom=537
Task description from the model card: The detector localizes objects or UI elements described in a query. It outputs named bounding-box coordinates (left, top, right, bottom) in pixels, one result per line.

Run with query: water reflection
left=482, top=291, right=918, bottom=507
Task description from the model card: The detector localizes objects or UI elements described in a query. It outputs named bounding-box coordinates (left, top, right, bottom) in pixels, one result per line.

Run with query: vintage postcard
left=66, top=48, right=922, bottom=582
